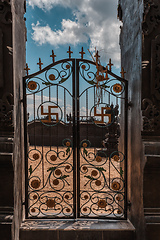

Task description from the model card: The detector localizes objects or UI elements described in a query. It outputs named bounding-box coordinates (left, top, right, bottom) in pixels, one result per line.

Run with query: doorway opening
left=24, top=52, right=128, bottom=220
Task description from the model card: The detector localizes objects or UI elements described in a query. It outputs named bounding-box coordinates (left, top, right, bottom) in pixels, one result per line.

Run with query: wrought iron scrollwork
left=79, top=139, right=125, bottom=218
left=26, top=61, right=72, bottom=94
left=25, top=57, right=128, bottom=220
left=28, top=139, right=74, bottom=217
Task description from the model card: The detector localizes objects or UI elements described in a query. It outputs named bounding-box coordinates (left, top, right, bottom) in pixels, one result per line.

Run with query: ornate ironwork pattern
left=77, top=59, right=127, bottom=219
left=79, top=140, right=125, bottom=218
left=28, top=139, right=74, bottom=217
left=24, top=51, right=128, bottom=219
left=25, top=59, right=75, bottom=218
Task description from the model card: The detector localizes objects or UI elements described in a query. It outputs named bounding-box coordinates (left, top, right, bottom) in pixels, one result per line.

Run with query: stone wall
left=12, top=0, right=26, bottom=239
left=142, top=0, right=160, bottom=134
left=0, top=1, right=14, bottom=240
left=28, top=121, right=109, bottom=148
left=142, top=1, right=160, bottom=239
left=118, top=0, right=145, bottom=239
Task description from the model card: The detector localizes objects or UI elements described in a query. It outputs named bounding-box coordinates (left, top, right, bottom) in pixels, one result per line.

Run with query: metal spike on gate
left=24, top=63, right=30, bottom=76
left=37, top=58, right=43, bottom=71
left=50, top=50, right=56, bottom=63
left=79, top=47, right=85, bottom=59
left=108, top=58, right=113, bottom=71
left=120, top=67, right=126, bottom=78
left=67, top=46, right=73, bottom=59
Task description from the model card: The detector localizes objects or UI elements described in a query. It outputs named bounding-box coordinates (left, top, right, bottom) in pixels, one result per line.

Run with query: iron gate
left=24, top=54, right=128, bottom=220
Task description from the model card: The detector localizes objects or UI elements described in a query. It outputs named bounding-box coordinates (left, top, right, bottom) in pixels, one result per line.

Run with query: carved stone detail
left=142, top=98, right=160, bottom=131
left=0, top=0, right=12, bottom=25
left=0, top=28, right=3, bottom=87
left=151, top=34, right=160, bottom=100
left=143, top=0, right=160, bottom=35
left=0, top=92, right=13, bottom=129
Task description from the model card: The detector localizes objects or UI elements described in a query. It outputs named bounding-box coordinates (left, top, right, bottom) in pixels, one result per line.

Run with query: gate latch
left=127, top=201, right=131, bottom=211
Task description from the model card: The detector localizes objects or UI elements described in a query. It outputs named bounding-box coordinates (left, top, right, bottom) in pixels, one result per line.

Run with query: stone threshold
left=20, top=219, right=135, bottom=231
left=20, top=219, right=135, bottom=240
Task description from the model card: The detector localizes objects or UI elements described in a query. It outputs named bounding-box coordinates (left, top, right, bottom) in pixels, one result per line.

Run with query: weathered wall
left=141, top=1, right=160, bottom=239
left=0, top=0, right=13, bottom=136
left=28, top=121, right=111, bottom=148
left=0, top=1, right=14, bottom=240
left=119, top=0, right=145, bottom=239
left=142, top=1, right=160, bottom=133
left=12, top=0, right=26, bottom=239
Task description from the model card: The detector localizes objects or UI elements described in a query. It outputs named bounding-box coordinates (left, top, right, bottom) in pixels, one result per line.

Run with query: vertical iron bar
left=34, top=93, right=36, bottom=148
left=49, top=85, right=51, bottom=101
left=56, top=85, right=58, bottom=152
left=94, top=85, right=96, bottom=105
left=41, top=90, right=44, bottom=186
left=86, top=89, right=88, bottom=140
left=72, top=59, right=76, bottom=218
left=116, top=95, right=118, bottom=106
left=76, top=59, right=80, bottom=218
left=23, top=77, right=29, bottom=218
left=49, top=86, right=51, bottom=151
left=109, top=92, right=111, bottom=106
left=64, top=88, right=66, bottom=123
left=101, top=87, right=103, bottom=103
left=94, top=86, right=96, bottom=154
left=124, top=80, right=128, bottom=220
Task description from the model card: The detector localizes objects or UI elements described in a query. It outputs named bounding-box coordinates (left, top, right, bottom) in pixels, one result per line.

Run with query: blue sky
left=25, top=0, right=121, bottom=75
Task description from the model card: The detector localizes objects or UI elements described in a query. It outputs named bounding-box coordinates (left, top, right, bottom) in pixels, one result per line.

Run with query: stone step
left=0, top=153, right=13, bottom=167
left=20, top=220, right=135, bottom=240
left=146, top=223, right=160, bottom=240
left=0, top=137, right=13, bottom=153
left=0, top=222, right=12, bottom=240
left=143, top=141, right=160, bottom=156
left=0, top=214, right=13, bottom=240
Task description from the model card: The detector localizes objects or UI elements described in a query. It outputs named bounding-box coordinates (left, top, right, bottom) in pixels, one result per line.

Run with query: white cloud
left=29, top=0, right=121, bottom=66
left=32, top=20, right=88, bottom=46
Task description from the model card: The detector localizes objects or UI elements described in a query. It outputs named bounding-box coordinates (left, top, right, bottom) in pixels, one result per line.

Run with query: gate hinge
left=19, top=98, right=24, bottom=103
left=127, top=201, right=131, bottom=211
left=127, top=101, right=132, bottom=109
left=22, top=201, right=26, bottom=206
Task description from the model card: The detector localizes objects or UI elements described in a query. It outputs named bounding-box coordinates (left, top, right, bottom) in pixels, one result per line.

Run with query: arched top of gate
left=24, top=57, right=128, bottom=84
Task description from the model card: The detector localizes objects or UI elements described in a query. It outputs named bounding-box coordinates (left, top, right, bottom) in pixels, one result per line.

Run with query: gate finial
left=50, top=50, right=56, bottom=63
left=67, top=46, right=73, bottom=59
left=79, top=47, right=85, bottom=59
left=37, top=58, right=43, bottom=71
left=120, top=67, right=126, bottom=78
left=94, top=50, right=100, bottom=64
left=108, top=58, right=113, bottom=71
left=24, top=63, right=30, bottom=76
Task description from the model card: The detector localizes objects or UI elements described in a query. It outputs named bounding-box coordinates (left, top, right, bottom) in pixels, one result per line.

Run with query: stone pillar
left=0, top=1, right=14, bottom=239
left=12, top=0, right=26, bottom=239
left=141, top=1, right=160, bottom=239
left=118, top=0, right=145, bottom=240
left=0, top=0, right=26, bottom=239
left=119, top=0, right=160, bottom=239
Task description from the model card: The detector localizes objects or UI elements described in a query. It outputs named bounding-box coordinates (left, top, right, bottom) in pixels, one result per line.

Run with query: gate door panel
left=24, top=57, right=128, bottom=220
left=77, top=59, right=127, bottom=219
left=25, top=59, right=76, bottom=218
